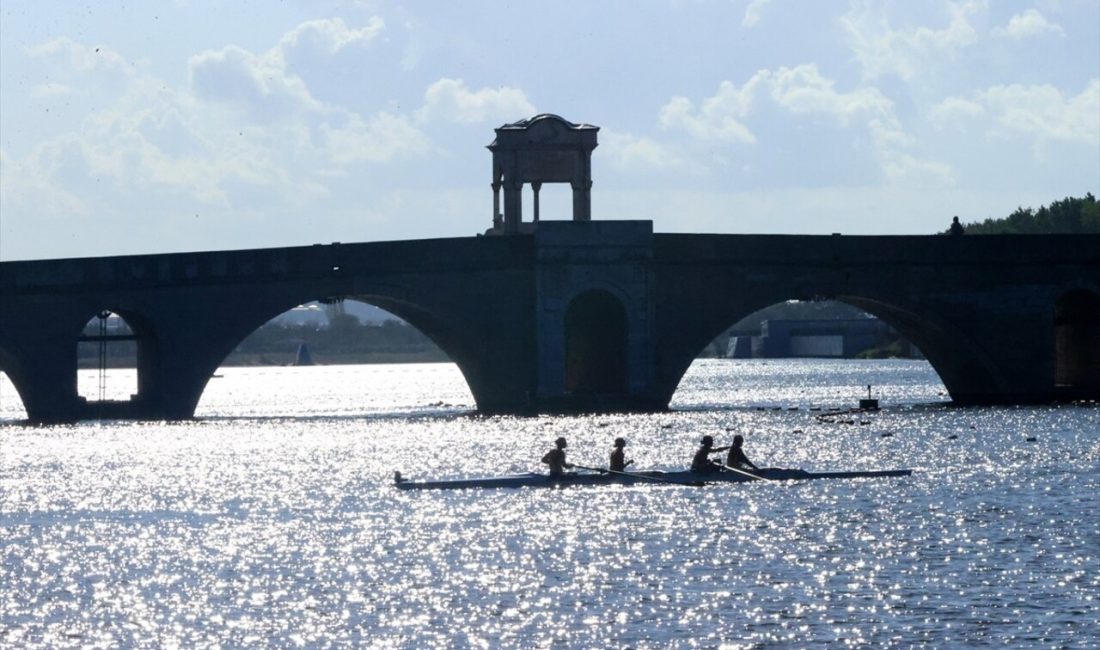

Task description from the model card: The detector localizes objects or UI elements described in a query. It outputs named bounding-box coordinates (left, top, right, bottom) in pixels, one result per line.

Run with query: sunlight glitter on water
left=2, top=361, right=1098, bottom=647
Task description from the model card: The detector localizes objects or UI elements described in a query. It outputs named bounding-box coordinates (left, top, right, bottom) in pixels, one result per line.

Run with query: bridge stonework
left=1, top=225, right=1098, bottom=422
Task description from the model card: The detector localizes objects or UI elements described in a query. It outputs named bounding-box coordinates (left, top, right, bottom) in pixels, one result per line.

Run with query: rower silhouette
left=725, top=434, right=759, bottom=471
left=609, top=437, right=634, bottom=472
left=691, top=435, right=726, bottom=473
left=542, top=437, right=574, bottom=476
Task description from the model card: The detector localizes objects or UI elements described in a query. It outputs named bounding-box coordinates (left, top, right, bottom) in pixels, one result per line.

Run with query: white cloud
left=24, top=38, right=136, bottom=100
left=742, top=0, right=775, bottom=28
left=27, top=37, right=133, bottom=75
left=659, top=65, right=892, bottom=138
left=277, top=16, right=385, bottom=54
left=931, top=80, right=1099, bottom=147
left=928, top=96, right=986, bottom=124
left=769, top=64, right=893, bottom=124
left=30, top=82, right=76, bottom=98
left=993, top=9, right=1064, bottom=39
left=840, top=1, right=987, bottom=80
left=416, top=78, right=535, bottom=124
left=323, top=112, right=431, bottom=164
left=0, top=145, right=90, bottom=224
left=599, top=129, right=686, bottom=170
left=189, top=45, right=324, bottom=119
left=4, top=17, right=438, bottom=259
left=979, top=80, right=1100, bottom=145
left=658, top=65, right=951, bottom=187
left=658, top=74, right=767, bottom=143
left=866, top=116, right=955, bottom=187
left=876, top=147, right=955, bottom=187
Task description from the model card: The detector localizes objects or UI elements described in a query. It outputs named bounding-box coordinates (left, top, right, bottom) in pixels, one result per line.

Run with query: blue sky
left=1, top=0, right=1097, bottom=260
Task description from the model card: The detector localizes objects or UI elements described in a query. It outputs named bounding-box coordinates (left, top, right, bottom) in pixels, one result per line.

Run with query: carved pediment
left=488, top=114, right=599, bottom=151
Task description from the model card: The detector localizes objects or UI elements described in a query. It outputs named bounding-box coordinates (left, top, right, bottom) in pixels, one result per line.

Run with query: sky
left=1, top=0, right=1097, bottom=261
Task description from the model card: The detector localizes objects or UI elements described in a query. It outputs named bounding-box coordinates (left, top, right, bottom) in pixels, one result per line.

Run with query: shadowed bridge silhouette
left=2, top=222, right=1098, bottom=423
left=2, top=114, right=1098, bottom=422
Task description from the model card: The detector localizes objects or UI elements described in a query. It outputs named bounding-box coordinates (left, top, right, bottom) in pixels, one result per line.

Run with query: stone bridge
left=1, top=221, right=1098, bottom=422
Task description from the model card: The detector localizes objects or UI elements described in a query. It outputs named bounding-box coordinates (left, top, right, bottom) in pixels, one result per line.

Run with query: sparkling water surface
left=2, top=360, right=1097, bottom=648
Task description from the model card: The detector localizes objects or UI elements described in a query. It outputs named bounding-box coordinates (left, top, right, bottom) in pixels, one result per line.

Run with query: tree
left=954, top=194, right=1099, bottom=234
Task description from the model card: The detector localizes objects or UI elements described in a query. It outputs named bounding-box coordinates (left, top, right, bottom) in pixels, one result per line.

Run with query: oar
left=718, top=463, right=777, bottom=483
left=572, top=464, right=704, bottom=487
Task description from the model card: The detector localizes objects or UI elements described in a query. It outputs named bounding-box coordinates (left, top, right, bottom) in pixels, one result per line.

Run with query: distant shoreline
left=75, top=353, right=916, bottom=370
left=77, top=350, right=451, bottom=369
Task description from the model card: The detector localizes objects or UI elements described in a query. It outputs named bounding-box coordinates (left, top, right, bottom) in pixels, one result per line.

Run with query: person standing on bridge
left=725, top=434, right=760, bottom=471
left=949, top=216, right=965, bottom=235
left=609, top=437, right=634, bottom=472
left=691, top=435, right=727, bottom=473
left=542, top=437, right=574, bottom=476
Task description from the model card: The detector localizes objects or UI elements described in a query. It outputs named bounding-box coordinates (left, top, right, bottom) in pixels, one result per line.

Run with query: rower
left=690, top=435, right=727, bottom=473
left=725, top=434, right=759, bottom=471
left=609, top=437, right=634, bottom=472
left=542, top=437, right=574, bottom=476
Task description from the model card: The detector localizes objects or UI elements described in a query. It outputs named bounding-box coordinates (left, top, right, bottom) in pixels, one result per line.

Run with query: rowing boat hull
left=393, top=467, right=912, bottom=490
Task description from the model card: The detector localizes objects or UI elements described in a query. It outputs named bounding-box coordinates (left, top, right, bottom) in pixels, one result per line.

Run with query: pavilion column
left=491, top=180, right=502, bottom=230
left=532, top=182, right=542, bottom=223
left=503, top=180, right=523, bottom=233
left=571, top=180, right=592, bottom=222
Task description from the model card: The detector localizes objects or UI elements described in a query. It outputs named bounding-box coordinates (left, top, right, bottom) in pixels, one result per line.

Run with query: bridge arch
left=197, top=289, right=482, bottom=412
left=0, top=345, right=29, bottom=421
left=1054, top=289, right=1100, bottom=391
left=564, top=289, right=628, bottom=395
left=661, top=290, right=1005, bottom=407
left=835, top=295, right=1006, bottom=400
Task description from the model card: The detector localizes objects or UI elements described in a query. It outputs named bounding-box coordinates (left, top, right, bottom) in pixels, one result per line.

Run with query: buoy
left=859, top=385, right=879, bottom=410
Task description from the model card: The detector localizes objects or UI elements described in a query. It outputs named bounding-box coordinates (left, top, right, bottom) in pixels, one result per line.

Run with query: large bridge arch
left=654, top=286, right=1007, bottom=408
left=836, top=295, right=1007, bottom=400
left=187, top=282, right=503, bottom=415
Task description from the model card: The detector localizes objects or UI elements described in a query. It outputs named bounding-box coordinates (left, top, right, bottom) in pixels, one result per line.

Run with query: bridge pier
left=528, top=221, right=662, bottom=412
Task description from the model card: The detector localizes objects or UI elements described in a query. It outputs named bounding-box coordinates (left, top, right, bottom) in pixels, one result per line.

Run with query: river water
left=1, top=360, right=1097, bottom=648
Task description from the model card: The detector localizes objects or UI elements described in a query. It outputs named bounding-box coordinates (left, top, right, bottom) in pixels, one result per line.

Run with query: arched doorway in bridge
left=1054, top=289, right=1100, bottom=390
left=564, top=290, right=627, bottom=395
left=77, top=311, right=141, bottom=402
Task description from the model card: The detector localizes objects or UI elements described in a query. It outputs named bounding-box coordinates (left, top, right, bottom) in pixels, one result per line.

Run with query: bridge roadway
left=1, top=221, right=1097, bottom=422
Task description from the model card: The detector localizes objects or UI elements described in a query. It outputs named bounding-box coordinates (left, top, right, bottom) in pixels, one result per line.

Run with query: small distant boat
left=393, top=467, right=912, bottom=490
left=293, top=343, right=314, bottom=366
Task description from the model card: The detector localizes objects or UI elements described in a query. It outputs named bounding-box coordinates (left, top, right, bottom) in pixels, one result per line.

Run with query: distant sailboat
left=294, top=343, right=314, bottom=366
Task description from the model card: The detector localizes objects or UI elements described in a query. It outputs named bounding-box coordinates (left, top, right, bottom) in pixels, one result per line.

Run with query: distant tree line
left=227, top=314, right=447, bottom=365
left=729, top=301, right=869, bottom=330
left=950, top=194, right=1099, bottom=234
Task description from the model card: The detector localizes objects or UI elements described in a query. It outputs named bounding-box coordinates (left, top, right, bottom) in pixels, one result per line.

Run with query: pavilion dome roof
left=496, top=114, right=598, bottom=131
